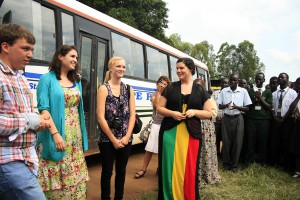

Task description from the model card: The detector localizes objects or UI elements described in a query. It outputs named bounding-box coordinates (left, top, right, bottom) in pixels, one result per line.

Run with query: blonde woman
left=97, top=57, right=135, bottom=200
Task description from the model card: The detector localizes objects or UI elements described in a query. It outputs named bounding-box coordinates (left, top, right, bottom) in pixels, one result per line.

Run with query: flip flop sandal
left=293, top=172, right=300, bottom=178
left=134, top=170, right=146, bottom=179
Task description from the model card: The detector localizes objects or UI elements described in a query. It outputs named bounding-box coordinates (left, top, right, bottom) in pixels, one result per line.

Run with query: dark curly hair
left=49, top=45, right=81, bottom=82
left=176, top=57, right=195, bottom=75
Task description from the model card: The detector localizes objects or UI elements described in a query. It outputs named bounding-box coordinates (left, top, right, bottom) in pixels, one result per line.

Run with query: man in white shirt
left=217, top=73, right=252, bottom=171
left=271, top=73, right=297, bottom=172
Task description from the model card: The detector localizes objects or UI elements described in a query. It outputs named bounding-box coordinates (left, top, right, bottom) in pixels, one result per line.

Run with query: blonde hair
left=103, top=56, right=125, bottom=83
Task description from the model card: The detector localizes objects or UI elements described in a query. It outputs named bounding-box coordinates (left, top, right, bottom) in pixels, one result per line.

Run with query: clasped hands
left=172, top=110, right=196, bottom=121
left=36, top=113, right=51, bottom=132
left=254, top=91, right=262, bottom=101
left=226, top=101, right=239, bottom=110
left=113, top=136, right=129, bottom=150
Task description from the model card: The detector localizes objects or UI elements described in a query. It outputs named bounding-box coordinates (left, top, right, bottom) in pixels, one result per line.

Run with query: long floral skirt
left=199, top=119, right=221, bottom=187
left=38, top=105, right=89, bottom=199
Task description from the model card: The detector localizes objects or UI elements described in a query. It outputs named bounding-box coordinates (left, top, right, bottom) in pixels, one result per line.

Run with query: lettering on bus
left=134, top=91, right=152, bottom=101
left=29, top=82, right=38, bottom=90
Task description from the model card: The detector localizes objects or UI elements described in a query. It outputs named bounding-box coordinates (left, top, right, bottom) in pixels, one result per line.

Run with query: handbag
left=127, top=84, right=143, bottom=134
left=139, top=120, right=152, bottom=143
left=132, top=113, right=142, bottom=134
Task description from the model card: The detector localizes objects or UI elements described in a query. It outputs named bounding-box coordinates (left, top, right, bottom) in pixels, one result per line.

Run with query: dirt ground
left=86, top=144, right=158, bottom=200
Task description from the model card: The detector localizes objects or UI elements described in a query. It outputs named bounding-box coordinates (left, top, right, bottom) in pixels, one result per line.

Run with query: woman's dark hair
left=194, top=78, right=205, bottom=87
left=176, top=57, right=195, bottom=75
left=157, top=75, right=171, bottom=85
left=49, top=45, right=81, bottom=82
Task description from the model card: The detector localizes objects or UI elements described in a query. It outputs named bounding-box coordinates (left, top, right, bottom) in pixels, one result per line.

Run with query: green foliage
left=166, top=34, right=217, bottom=78
left=79, top=0, right=169, bottom=42
left=216, top=40, right=265, bottom=81
left=167, top=33, right=182, bottom=48
left=138, top=188, right=158, bottom=200
left=192, top=41, right=217, bottom=78
left=137, top=163, right=300, bottom=200
left=167, top=35, right=263, bottom=81
left=201, top=163, right=300, bottom=200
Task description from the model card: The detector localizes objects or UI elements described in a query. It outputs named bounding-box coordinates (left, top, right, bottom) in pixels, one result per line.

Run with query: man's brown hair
left=0, top=24, right=35, bottom=53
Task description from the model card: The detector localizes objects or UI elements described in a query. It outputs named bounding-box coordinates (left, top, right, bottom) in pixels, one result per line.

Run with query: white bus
left=0, top=0, right=210, bottom=155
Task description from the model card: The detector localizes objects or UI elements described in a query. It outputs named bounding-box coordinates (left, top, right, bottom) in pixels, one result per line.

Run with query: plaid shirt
left=0, top=60, right=39, bottom=175
left=212, top=90, right=224, bottom=121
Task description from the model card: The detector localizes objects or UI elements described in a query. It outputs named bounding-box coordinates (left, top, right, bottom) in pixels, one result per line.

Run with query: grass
left=137, top=163, right=300, bottom=200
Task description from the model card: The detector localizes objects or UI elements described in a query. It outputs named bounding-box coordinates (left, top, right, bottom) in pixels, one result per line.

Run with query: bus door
left=80, top=33, right=108, bottom=155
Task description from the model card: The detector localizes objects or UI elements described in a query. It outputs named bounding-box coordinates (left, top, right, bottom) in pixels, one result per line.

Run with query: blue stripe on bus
left=25, top=72, right=42, bottom=79
left=131, top=86, right=156, bottom=92
left=25, top=72, right=157, bottom=92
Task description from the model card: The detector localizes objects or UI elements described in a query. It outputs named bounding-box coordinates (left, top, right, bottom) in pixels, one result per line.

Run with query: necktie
left=277, top=90, right=284, bottom=117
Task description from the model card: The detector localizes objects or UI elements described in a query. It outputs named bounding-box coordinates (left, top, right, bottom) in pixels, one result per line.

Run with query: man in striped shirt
left=212, top=77, right=229, bottom=157
left=0, top=24, right=51, bottom=200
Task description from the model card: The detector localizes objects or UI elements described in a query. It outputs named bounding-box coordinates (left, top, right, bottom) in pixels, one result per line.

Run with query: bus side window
left=146, top=47, right=168, bottom=81
left=61, top=13, right=75, bottom=45
left=112, top=32, right=145, bottom=79
left=170, top=56, right=179, bottom=82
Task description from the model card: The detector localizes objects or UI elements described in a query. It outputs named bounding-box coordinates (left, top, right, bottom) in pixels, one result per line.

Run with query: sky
left=163, top=0, right=300, bottom=83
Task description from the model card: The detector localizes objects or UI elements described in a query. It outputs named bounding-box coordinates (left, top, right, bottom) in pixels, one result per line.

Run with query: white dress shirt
left=217, top=86, right=252, bottom=115
left=272, top=87, right=297, bottom=117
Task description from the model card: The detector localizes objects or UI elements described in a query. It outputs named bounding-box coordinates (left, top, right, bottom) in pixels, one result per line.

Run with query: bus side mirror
left=2, top=10, right=12, bottom=24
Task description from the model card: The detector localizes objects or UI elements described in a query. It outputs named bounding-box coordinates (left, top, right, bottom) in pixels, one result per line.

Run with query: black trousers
left=222, top=114, right=244, bottom=169
left=270, top=118, right=295, bottom=172
left=99, top=142, right=132, bottom=200
left=246, top=118, right=269, bottom=164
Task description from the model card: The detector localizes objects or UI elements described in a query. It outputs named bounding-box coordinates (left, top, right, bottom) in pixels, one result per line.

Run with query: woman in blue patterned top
left=97, top=57, right=136, bottom=200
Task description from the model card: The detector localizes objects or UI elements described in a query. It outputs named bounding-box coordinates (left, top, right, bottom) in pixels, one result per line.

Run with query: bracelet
left=51, top=132, right=59, bottom=136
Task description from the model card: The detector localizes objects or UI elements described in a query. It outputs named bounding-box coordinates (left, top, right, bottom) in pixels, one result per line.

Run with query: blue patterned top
left=98, top=82, right=132, bottom=143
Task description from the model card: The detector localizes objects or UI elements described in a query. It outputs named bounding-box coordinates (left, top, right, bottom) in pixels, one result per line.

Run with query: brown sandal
left=134, top=170, right=146, bottom=179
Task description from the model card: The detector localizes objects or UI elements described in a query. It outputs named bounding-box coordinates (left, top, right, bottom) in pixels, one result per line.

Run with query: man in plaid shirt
left=0, top=24, right=51, bottom=200
left=212, top=77, right=229, bottom=157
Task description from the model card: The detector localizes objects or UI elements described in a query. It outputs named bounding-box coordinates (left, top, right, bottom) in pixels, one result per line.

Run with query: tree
left=166, top=34, right=193, bottom=55
left=216, top=42, right=239, bottom=77
left=167, top=34, right=216, bottom=77
left=167, top=33, right=182, bottom=49
left=237, top=40, right=265, bottom=81
left=191, top=41, right=217, bottom=78
left=78, top=0, right=169, bottom=42
left=216, top=41, right=264, bottom=81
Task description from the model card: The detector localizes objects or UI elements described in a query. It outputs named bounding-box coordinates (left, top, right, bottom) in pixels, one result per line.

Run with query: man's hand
left=37, top=113, right=51, bottom=132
